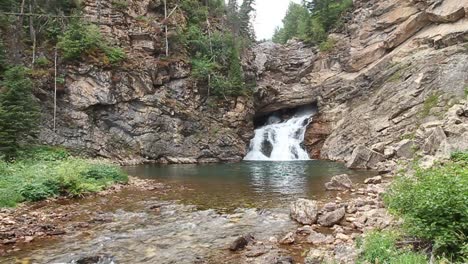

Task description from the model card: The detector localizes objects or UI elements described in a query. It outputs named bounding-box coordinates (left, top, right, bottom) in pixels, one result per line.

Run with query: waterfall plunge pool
left=124, top=161, right=377, bottom=212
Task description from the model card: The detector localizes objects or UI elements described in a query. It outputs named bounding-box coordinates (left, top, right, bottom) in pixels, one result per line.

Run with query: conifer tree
left=0, top=66, right=40, bottom=159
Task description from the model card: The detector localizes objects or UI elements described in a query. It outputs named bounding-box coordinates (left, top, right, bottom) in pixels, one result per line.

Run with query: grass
left=0, top=146, right=128, bottom=207
left=357, top=231, right=428, bottom=264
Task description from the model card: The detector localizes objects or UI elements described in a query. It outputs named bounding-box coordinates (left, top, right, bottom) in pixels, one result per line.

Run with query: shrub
left=357, top=231, right=428, bottom=264
left=58, top=20, right=126, bottom=64
left=34, top=57, right=51, bottom=67
left=319, top=37, right=336, bottom=52
left=385, top=153, right=468, bottom=260
left=111, top=0, right=128, bottom=11
left=0, top=147, right=129, bottom=207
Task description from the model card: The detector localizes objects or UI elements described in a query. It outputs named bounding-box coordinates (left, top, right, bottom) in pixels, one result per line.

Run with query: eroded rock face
left=38, top=0, right=255, bottom=164
left=290, top=199, right=319, bottom=225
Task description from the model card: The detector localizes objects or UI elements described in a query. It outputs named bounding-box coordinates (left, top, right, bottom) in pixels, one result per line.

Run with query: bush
left=319, top=37, right=336, bottom=52
left=58, top=20, right=126, bottom=64
left=0, top=147, right=129, bottom=207
left=385, top=153, right=468, bottom=260
left=357, top=231, right=428, bottom=264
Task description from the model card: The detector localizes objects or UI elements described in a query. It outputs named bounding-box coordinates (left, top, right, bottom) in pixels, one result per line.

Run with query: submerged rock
left=229, top=234, right=254, bottom=251
left=72, top=255, right=115, bottom=264
left=290, top=199, right=319, bottom=225
left=325, top=174, right=353, bottom=191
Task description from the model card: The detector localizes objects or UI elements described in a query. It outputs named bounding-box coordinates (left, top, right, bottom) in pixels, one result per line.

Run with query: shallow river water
left=0, top=161, right=375, bottom=264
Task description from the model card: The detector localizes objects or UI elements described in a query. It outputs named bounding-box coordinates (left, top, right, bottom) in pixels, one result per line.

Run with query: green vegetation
left=272, top=0, right=352, bottom=45
left=420, top=93, right=440, bottom=118
left=357, top=231, right=428, bottom=264
left=111, top=0, right=128, bottom=11
left=319, top=37, right=336, bottom=52
left=178, top=0, right=255, bottom=97
left=58, top=20, right=126, bottom=64
left=0, top=66, right=40, bottom=159
left=464, top=86, right=468, bottom=98
left=384, top=152, right=468, bottom=261
left=0, top=147, right=128, bottom=208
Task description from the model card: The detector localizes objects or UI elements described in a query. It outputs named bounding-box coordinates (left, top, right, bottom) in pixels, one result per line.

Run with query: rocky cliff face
left=38, top=0, right=255, bottom=164
left=255, top=0, right=468, bottom=168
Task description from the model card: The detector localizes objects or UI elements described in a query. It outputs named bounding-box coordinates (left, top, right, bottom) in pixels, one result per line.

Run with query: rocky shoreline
left=0, top=177, right=168, bottom=257
left=227, top=173, right=396, bottom=264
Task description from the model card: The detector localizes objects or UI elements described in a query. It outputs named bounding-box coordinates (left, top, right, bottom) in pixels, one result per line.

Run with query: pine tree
left=238, top=0, right=255, bottom=40
left=0, top=66, right=40, bottom=159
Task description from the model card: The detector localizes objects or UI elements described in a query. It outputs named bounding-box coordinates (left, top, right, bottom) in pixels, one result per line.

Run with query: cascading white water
left=244, top=106, right=316, bottom=161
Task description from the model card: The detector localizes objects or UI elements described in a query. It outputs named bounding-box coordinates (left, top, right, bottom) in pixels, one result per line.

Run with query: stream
left=0, top=161, right=375, bottom=264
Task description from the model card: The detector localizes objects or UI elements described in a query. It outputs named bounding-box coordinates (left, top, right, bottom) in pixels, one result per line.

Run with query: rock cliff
left=38, top=0, right=255, bottom=164
left=254, top=0, right=468, bottom=167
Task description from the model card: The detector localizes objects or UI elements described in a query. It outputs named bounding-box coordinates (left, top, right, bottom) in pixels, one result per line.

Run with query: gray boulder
left=347, top=146, right=385, bottom=169
left=318, top=207, right=346, bottom=227
left=325, top=174, right=353, bottom=191
left=290, top=199, right=319, bottom=225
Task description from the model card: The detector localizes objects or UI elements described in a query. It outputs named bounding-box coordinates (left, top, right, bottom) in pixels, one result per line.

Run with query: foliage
left=357, top=231, right=428, bottom=264
left=319, top=37, right=336, bottom=52
left=0, top=147, right=128, bottom=207
left=0, top=38, right=6, bottom=71
left=273, top=0, right=352, bottom=45
left=34, top=56, right=51, bottom=67
left=0, top=66, right=40, bottom=159
left=178, top=0, right=253, bottom=98
left=111, top=0, right=128, bottom=11
left=384, top=153, right=468, bottom=261
left=57, top=19, right=126, bottom=64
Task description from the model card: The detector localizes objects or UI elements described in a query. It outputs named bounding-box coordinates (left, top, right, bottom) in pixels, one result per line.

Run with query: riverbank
left=0, top=176, right=169, bottom=256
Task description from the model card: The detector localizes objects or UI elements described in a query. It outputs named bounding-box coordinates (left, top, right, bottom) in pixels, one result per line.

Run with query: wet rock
left=334, top=244, right=357, bottom=264
left=73, top=254, right=115, bottom=264
left=325, top=174, right=353, bottom=191
left=275, top=256, right=294, bottom=264
left=364, top=176, right=382, bottom=184
left=318, top=207, right=346, bottom=227
left=279, top=232, right=295, bottom=245
left=290, top=199, right=319, bottom=225
left=296, top=225, right=314, bottom=235
left=306, top=231, right=333, bottom=245
left=229, top=234, right=254, bottom=251
left=245, top=245, right=269, bottom=257
left=304, top=249, right=329, bottom=264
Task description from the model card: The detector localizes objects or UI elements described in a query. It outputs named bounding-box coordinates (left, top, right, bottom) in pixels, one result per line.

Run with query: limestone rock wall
left=38, top=0, right=255, bottom=164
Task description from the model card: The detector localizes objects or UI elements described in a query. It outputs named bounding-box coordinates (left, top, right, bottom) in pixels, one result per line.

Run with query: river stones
left=306, top=231, right=333, bottom=245
left=324, top=174, right=353, bottom=191
left=290, top=199, right=319, bottom=225
left=229, top=234, right=254, bottom=251
left=318, top=207, right=346, bottom=227
left=364, top=176, right=382, bottom=184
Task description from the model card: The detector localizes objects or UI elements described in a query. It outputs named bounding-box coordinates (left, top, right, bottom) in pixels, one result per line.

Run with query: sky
left=252, top=0, right=302, bottom=40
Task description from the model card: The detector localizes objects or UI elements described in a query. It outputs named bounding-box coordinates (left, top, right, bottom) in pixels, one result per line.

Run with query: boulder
left=290, top=199, right=319, bottom=225
left=395, top=139, right=416, bottom=158
left=347, top=146, right=385, bottom=169
left=305, top=249, right=330, bottom=264
left=334, top=245, right=358, bottom=264
left=229, top=234, right=254, bottom=251
left=364, top=176, right=382, bottom=184
left=423, top=126, right=447, bottom=155
left=325, top=174, right=353, bottom=191
left=318, top=207, right=346, bottom=227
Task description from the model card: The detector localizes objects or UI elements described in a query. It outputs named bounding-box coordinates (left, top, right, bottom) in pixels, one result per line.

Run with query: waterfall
left=244, top=106, right=315, bottom=161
